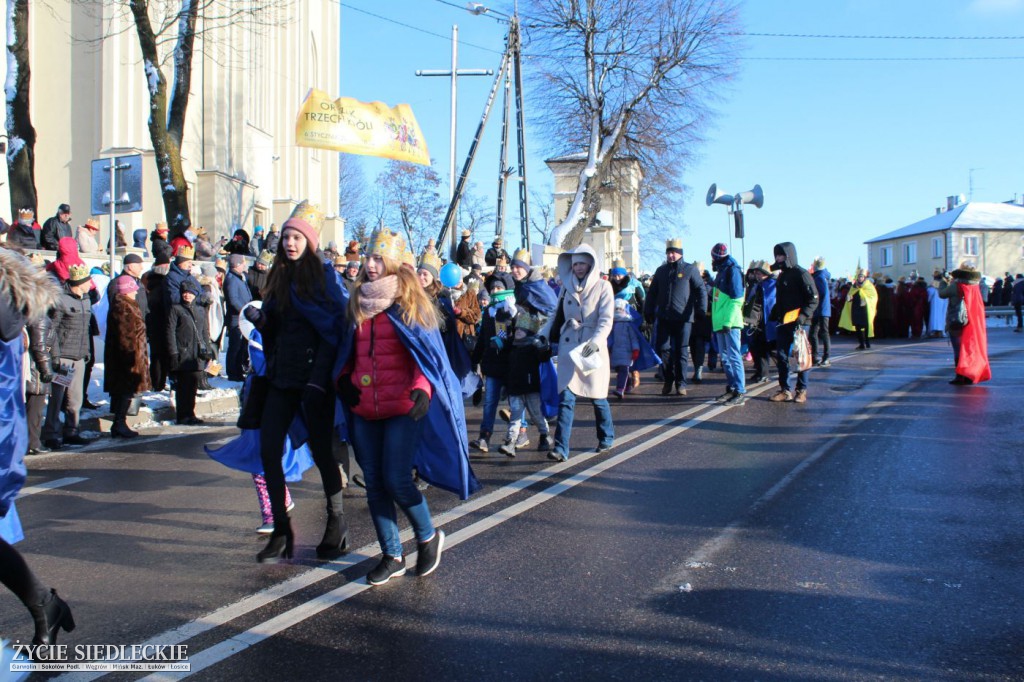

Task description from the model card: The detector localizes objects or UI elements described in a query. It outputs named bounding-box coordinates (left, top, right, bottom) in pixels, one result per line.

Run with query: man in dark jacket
left=768, top=241, right=818, bottom=404
left=40, top=204, right=73, bottom=251
left=809, top=256, right=832, bottom=367
left=246, top=250, right=273, bottom=300
left=150, top=223, right=173, bottom=263
left=643, top=238, right=706, bottom=396
left=1011, top=274, right=1024, bottom=332
left=485, top=237, right=510, bottom=267
left=223, top=254, right=253, bottom=380
left=6, top=209, right=40, bottom=250
left=143, top=253, right=172, bottom=390
left=42, top=265, right=95, bottom=449
left=456, top=230, right=474, bottom=269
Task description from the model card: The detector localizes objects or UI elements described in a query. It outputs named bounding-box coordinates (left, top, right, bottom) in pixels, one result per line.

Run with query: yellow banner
left=295, top=89, right=431, bottom=166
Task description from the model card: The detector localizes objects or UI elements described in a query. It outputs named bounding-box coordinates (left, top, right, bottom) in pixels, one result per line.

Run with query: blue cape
left=516, top=276, right=559, bottom=317
left=607, top=308, right=661, bottom=372
left=204, top=330, right=316, bottom=480
left=335, top=304, right=481, bottom=500
left=0, top=335, right=27, bottom=520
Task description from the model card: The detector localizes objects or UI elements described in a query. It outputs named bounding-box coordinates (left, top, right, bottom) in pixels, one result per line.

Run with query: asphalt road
left=2, top=330, right=1022, bottom=681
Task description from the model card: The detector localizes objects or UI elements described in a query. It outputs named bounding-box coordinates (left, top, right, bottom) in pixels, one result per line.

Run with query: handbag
left=791, top=327, right=813, bottom=372
left=126, top=395, right=143, bottom=417
left=186, top=312, right=216, bottom=361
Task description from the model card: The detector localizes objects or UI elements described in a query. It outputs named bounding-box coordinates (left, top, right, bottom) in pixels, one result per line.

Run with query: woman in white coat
left=546, top=244, right=615, bottom=462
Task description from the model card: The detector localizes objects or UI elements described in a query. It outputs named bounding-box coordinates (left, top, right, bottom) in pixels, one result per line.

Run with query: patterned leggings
left=252, top=474, right=293, bottom=524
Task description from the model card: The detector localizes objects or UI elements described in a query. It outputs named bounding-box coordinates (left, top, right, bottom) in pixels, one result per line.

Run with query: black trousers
left=149, top=337, right=169, bottom=391
left=26, top=393, right=47, bottom=450
left=259, top=386, right=342, bottom=527
left=748, top=330, right=773, bottom=380
left=174, top=371, right=201, bottom=422
left=809, top=316, right=831, bottom=361
left=655, top=319, right=692, bottom=387
left=0, top=538, right=46, bottom=612
left=225, top=323, right=248, bottom=380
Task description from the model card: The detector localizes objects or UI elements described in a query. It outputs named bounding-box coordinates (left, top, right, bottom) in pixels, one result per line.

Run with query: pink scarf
left=358, top=275, right=399, bottom=319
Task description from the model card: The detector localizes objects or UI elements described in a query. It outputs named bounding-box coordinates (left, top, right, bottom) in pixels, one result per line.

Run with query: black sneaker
left=715, top=390, right=735, bottom=404
left=416, top=530, right=445, bottom=577
left=818, top=359, right=831, bottom=368
left=547, top=450, right=568, bottom=462
left=63, top=434, right=94, bottom=446
left=367, top=555, right=406, bottom=585
left=538, top=434, right=554, bottom=452
left=724, top=392, right=747, bottom=407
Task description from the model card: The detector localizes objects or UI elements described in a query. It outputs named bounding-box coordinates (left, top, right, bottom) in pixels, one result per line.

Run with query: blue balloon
left=440, top=262, right=463, bottom=288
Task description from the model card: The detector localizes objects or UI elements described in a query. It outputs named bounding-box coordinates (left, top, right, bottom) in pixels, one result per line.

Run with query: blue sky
left=338, top=0, right=1024, bottom=277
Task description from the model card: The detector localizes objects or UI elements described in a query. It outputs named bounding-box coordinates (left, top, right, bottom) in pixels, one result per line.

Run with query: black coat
left=769, top=242, right=818, bottom=326
left=260, top=299, right=335, bottom=390
left=471, top=310, right=511, bottom=379
left=25, top=311, right=59, bottom=395
left=52, top=285, right=92, bottom=361
left=644, top=258, right=706, bottom=324
left=40, top=216, right=72, bottom=251
left=456, top=239, right=474, bottom=269
left=505, top=340, right=551, bottom=396
left=7, top=222, right=39, bottom=250
left=167, top=301, right=211, bottom=372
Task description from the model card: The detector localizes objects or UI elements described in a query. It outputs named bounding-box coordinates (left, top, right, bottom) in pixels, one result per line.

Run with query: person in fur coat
left=104, top=276, right=151, bottom=438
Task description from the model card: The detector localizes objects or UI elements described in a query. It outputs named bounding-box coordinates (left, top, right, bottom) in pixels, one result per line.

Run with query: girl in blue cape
left=240, top=201, right=350, bottom=564
left=0, top=247, right=75, bottom=645
left=335, top=228, right=480, bottom=586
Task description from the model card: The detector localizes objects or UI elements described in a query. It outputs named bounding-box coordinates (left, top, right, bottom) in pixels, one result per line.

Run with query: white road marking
left=17, top=477, right=88, bottom=497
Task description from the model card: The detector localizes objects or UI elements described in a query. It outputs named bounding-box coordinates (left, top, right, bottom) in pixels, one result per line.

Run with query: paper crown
left=84, top=217, right=100, bottom=230
left=257, top=250, right=274, bottom=266
left=29, top=253, right=45, bottom=266
left=18, top=208, right=34, bottom=218
left=418, top=251, right=442, bottom=275
left=666, top=238, right=682, bottom=250
left=287, top=200, right=325, bottom=233
left=67, top=264, right=91, bottom=284
left=401, top=249, right=416, bottom=268
left=515, top=311, right=546, bottom=334
left=512, top=248, right=531, bottom=267
left=367, top=227, right=407, bottom=262
left=812, top=256, right=826, bottom=269
left=610, top=259, right=626, bottom=270
left=177, top=245, right=196, bottom=259
left=855, top=266, right=867, bottom=278
left=461, top=229, right=472, bottom=237
left=333, top=254, right=348, bottom=266
left=154, top=222, right=168, bottom=232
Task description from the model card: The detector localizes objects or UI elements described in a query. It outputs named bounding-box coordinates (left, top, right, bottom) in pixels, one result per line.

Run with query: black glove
left=243, top=306, right=265, bottom=328
left=489, top=337, right=504, bottom=351
left=531, top=335, right=549, bottom=350
left=408, top=388, right=430, bottom=421
left=169, top=354, right=180, bottom=372
left=337, top=374, right=361, bottom=407
left=39, top=370, right=54, bottom=384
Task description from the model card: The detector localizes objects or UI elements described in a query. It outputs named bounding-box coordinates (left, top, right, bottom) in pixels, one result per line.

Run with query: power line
left=745, top=55, right=1024, bottom=61
left=735, top=32, right=1024, bottom=40
left=338, top=2, right=504, bottom=54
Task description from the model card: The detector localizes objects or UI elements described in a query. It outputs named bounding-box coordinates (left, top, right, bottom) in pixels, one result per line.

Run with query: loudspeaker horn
left=706, top=183, right=734, bottom=207
left=735, top=184, right=764, bottom=209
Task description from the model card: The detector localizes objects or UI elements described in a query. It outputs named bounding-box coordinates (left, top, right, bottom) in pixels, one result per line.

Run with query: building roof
left=865, top=201, right=1024, bottom=244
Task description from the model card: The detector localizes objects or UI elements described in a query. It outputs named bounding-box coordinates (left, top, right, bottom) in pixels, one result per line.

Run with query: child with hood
left=498, top=311, right=553, bottom=456
left=609, top=299, right=640, bottom=399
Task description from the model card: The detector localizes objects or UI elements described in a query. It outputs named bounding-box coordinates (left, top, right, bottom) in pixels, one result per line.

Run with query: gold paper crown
left=177, top=245, right=196, bottom=259
left=155, top=222, right=168, bottom=232
left=812, top=256, right=826, bottom=269
left=85, top=217, right=100, bottom=230
left=29, top=253, right=45, bottom=266
left=401, top=249, right=416, bottom=268
left=257, top=250, right=275, bottom=266
left=610, top=259, right=626, bottom=270
left=67, top=264, right=91, bottom=283
left=287, top=200, right=326, bottom=233
left=516, top=311, right=546, bottom=334
left=419, top=251, right=442, bottom=273
left=367, top=227, right=407, bottom=262
left=333, top=254, right=348, bottom=266
left=855, top=266, right=867, bottom=278
left=18, top=208, right=33, bottom=218
left=666, top=238, right=682, bottom=250
left=512, top=248, right=531, bottom=266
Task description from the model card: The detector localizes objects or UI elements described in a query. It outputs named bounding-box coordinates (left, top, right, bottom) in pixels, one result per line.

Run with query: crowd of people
left=0, top=203, right=1001, bottom=644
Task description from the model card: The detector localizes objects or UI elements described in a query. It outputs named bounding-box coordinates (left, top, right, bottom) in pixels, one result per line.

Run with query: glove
left=580, top=341, right=599, bottom=358
left=243, top=306, right=265, bottom=328
left=631, top=349, right=640, bottom=361
left=337, top=375, right=361, bottom=407
left=489, top=337, right=504, bottom=351
left=408, top=388, right=430, bottom=421
left=531, top=335, right=549, bottom=349
left=169, top=354, right=180, bottom=372
left=39, top=370, right=54, bottom=384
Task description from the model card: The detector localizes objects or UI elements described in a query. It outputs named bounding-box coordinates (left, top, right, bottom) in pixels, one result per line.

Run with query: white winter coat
left=551, top=244, right=614, bottom=399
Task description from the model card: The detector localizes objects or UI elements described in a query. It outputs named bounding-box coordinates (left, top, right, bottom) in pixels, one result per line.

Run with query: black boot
left=257, top=518, right=294, bottom=563
left=692, top=367, right=703, bottom=384
left=30, top=589, right=75, bottom=645
left=316, top=492, right=349, bottom=559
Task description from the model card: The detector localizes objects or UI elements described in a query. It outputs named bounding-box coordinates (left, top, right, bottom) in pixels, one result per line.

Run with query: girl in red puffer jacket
left=336, top=227, right=447, bottom=586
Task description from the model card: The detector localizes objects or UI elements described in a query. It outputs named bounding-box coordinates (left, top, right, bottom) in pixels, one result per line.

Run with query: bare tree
left=529, top=186, right=555, bottom=246
left=457, top=182, right=496, bottom=237
left=523, top=0, right=740, bottom=248
left=376, top=160, right=446, bottom=258
left=338, top=153, right=372, bottom=245
left=6, top=0, right=37, bottom=216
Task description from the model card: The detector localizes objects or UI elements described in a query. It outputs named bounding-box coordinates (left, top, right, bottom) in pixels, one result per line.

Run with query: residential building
left=865, top=198, right=1024, bottom=280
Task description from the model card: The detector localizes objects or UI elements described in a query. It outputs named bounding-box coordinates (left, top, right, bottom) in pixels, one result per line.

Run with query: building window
left=931, top=237, right=942, bottom=259
left=902, top=242, right=917, bottom=264
left=964, top=236, right=979, bottom=256
left=880, top=246, right=893, bottom=267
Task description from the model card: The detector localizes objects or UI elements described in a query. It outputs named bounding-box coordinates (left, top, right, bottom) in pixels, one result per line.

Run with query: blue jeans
left=716, top=328, right=745, bottom=394
left=775, top=324, right=808, bottom=392
left=350, top=414, right=435, bottom=557
left=479, top=375, right=506, bottom=437
left=506, top=393, right=548, bottom=441
left=552, top=389, right=614, bottom=459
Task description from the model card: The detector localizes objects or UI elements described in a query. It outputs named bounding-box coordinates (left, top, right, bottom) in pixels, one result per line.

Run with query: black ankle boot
left=257, top=520, right=294, bottom=563
left=30, top=589, right=75, bottom=645
left=110, top=422, right=139, bottom=439
left=316, top=493, right=349, bottom=559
